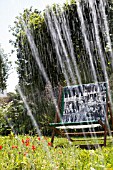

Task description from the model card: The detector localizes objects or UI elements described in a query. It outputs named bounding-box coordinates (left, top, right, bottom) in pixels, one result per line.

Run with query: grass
left=0, top=135, right=113, bottom=170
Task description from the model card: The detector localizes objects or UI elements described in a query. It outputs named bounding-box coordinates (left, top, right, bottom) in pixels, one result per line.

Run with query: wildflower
left=0, top=145, right=2, bottom=150
left=37, top=137, right=40, bottom=141
left=22, top=139, right=25, bottom=144
left=32, top=145, right=36, bottom=151
left=25, top=138, right=30, bottom=143
left=48, top=142, right=52, bottom=146
left=12, top=145, right=18, bottom=149
left=22, top=138, right=30, bottom=146
left=25, top=142, right=30, bottom=146
left=25, top=138, right=30, bottom=146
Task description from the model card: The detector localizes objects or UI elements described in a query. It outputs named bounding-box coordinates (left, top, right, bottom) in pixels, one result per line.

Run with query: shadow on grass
left=54, top=136, right=113, bottom=150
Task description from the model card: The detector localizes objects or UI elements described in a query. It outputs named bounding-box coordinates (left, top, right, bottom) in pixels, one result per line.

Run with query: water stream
left=12, top=0, right=113, bottom=158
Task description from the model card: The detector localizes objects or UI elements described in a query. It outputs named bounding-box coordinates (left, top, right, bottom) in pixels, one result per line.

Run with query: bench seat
left=49, top=120, right=100, bottom=128
left=55, top=124, right=101, bottom=129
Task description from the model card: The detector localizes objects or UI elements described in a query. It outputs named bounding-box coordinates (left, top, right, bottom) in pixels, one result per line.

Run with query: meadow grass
left=0, top=135, right=113, bottom=170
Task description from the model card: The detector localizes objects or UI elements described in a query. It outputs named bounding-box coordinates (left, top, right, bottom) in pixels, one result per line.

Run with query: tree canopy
left=0, top=45, right=9, bottom=90
left=10, top=0, right=113, bottom=93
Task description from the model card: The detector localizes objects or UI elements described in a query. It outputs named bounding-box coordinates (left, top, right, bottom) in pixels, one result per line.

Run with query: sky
left=0, top=0, right=66, bottom=92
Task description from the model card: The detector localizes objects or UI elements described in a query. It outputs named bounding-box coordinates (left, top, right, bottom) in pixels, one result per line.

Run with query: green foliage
left=10, top=0, right=113, bottom=92
left=0, top=97, right=25, bottom=135
left=0, top=92, right=55, bottom=135
left=0, top=45, right=9, bottom=90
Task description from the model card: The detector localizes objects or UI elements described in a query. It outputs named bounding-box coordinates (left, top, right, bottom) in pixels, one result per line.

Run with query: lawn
left=0, top=135, right=113, bottom=170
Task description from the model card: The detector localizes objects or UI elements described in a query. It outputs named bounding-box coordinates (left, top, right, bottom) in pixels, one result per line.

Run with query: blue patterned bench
left=50, top=82, right=108, bottom=146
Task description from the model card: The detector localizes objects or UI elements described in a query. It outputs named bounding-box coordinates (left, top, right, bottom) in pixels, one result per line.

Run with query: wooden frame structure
left=49, top=83, right=113, bottom=148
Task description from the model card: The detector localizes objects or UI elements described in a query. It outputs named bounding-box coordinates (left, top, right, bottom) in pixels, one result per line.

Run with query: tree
left=0, top=91, right=55, bottom=135
left=0, top=45, right=9, bottom=90
left=10, top=1, right=113, bottom=91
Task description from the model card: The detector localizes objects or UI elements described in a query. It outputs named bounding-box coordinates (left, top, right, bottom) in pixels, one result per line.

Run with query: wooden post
left=51, top=128, right=55, bottom=145
left=107, top=81, right=113, bottom=128
left=104, top=125, right=107, bottom=146
left=98, top=119, right=107, bottom=146
left=103, top=100, right=109, bottom=146
left=108, top=101, right=113, bottom=129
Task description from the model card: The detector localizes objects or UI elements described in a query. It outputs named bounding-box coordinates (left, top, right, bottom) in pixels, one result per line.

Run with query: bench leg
left=51, top=128, right=55, bottom=146
left=51, top=128, right=76, bottom=146
left=98, top=120, right=107, bottom=147
left=51, top=128, right=62, bottom=146
left=104, top=126, right=107, bottom=146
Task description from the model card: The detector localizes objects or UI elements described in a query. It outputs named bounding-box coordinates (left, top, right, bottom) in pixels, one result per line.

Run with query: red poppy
left=25, top=138, right=30, bottom=146
left=48, top=142, right=52, bottom=146
left=22, top=139, right=25, bottom=144
left=32, top=145, right=36, bottom=151
left=22, top=138, right=30, bottom=146
left=26, top=142, right=29, bottom=146
left=0, top=145, right=2, bottom=150
left=25, top=138, right=30, bottom=142
left=12, top=145, right=18, bottom=149
left=37, top=137, right=40, bottom=141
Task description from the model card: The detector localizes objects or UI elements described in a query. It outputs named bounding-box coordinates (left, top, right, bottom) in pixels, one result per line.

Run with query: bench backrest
left=60, top=82, right=107, bottom=123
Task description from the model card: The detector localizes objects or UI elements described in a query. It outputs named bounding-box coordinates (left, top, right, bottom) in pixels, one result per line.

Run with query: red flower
left=25, top=138, right=30, bottom=146
left=48, top=142, right=52, bottom=147
left=22, top=139, right=25, bottom=144
left=25, top=142, right=30, bottom=146
left=25, top=138, right=30, bottom=142
left=0, top=145, right=2, bottom=150
left=12, top=145, right=18, bottom=149
left=22, top=138, right=30, bottom=146
left=32, top=145, right=36, bottom=151
left=37, top=137, right=40, bottom=141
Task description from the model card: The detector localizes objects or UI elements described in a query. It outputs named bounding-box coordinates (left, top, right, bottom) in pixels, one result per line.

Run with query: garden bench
left=49, top=82, right=111, bottom=147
